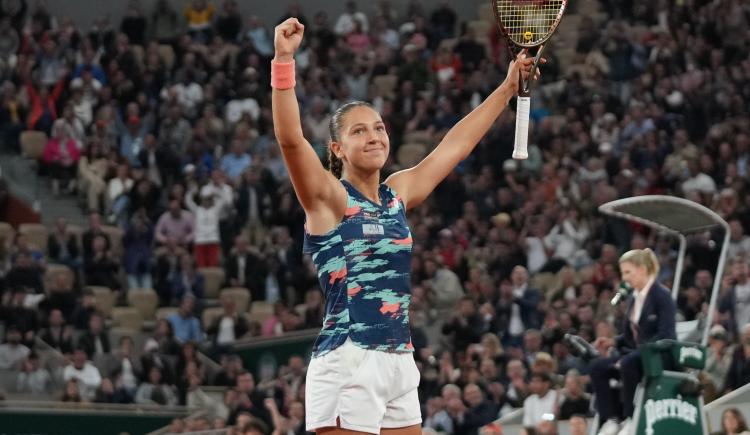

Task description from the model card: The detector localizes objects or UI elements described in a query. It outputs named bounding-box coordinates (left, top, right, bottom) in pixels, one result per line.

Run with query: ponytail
left=619, top=248, right=660, bottom=278
left=327, top=146, right=343, bottom=179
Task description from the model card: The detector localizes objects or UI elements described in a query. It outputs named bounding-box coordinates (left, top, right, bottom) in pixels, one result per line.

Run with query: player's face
left=335, top=106, right=390, bottom=174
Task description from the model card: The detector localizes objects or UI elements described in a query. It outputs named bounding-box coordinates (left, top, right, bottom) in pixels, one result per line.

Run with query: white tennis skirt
left=305, top=337, right=422, bottom=434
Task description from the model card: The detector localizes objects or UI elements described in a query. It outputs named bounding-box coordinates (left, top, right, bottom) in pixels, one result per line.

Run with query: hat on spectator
left=709, top=324, right=728, bottom=341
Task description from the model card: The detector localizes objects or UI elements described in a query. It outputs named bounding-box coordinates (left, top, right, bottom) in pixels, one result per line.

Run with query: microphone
left=610, top=281, right=632, bottom=306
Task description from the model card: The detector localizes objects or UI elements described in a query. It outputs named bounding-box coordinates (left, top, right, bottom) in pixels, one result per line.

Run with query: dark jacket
left=616, top=282, right=677, bottom=353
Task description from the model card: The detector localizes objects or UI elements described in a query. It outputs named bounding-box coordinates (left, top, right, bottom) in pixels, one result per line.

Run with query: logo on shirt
left=362, top=224, right=385, bottom=236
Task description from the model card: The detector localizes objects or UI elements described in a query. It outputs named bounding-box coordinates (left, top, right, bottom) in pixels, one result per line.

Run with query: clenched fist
left=274, top=17, right=304, bottom=62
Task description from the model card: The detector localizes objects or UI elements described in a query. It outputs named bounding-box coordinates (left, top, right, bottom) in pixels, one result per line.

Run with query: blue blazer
left=616, top=281, right=676, bottom=353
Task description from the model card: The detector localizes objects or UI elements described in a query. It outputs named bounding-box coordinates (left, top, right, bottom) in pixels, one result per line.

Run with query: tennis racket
left=492, top=0, right=567, bottom=159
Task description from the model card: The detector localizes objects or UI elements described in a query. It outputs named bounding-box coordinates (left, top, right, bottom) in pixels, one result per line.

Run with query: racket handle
left=513, top=96, right=531, bottom=160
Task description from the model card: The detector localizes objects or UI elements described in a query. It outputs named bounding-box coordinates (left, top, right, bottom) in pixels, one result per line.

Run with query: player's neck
left=342, top=170, right=381, bottom=204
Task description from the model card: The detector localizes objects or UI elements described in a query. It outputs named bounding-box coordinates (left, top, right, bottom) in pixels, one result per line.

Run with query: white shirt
left=217, top=317, right=236, bottom=345
left=334, top=11, right=369, bottom=35
left=631, top=277, right=656, bottom=323
left=734, top=280, right=750, bottom=332
left=225, top=98, right=260, bottom=123
left=509, top=284, right=527, bottom=336
left=185, top=190, right=225, bottom=244
left=522, top=390, right=557, bottom=427
left=525, top=237, right=548, bottom=274
left=63, top=362, right=102, bottom=400
left=108, top=177, right=133, bottom=201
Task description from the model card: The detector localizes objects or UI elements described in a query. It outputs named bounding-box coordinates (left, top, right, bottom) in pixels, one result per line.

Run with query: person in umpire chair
left=592, top=248, right=677, bottom=435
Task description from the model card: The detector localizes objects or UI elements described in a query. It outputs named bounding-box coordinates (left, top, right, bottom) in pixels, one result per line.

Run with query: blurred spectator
left=61, top=378, right=84, bottom=402
left=207, top=294, right=249, bottom=348
left=213, top=353, right=243, bottom=387
left=0, top=325, right=30, bottom=369
left=77, top=312, right=111, bottom=359
left=168, top=296, right=203, bottom=343
left=185, top=185, right=224, bottom=267
left=725, top=324, right=750, bottom=393
left=155, top=199, right=195, bottom=248
left=83, top=234, right=120, bottom=290
left=442, top=296, right=485, bottom=353
left=705, top=325, right=734, bottom=402
left=16, top=352, right=51, bottom=394
left=93, top=377, right=133, bottom=404
left=47, top=217, right=80, bottom=268
left=557, top=371, right=590, bottom=420
left=168, top=253, right=205, bottom=303
left=522, top=372, right=557, bottom=430
left=124, top=212, right=155, bottom=289
left=43, top=120, right=80, bottom=196
left=63, top=348, right=102, bottom=401
left=717, top=408, right=750, bottom=435
left=40, top=308, right=74, bottom=354
left=135, top=366, right=178, bottom=406
left=109, top=336, right=142, bottom=396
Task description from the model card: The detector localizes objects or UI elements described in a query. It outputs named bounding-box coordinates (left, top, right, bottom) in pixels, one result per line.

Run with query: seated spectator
left=5, top=252, right=43, bottom=293
left=224, top=235, right=268, bottom=301
left=0, top=325, right=30, bottom=369
left=81, top=213, right=111, bottom=262
left=230, top=371, right=271, bottom=427
left=151, top=319, right=182, bottom=356
left=705, top=325, right=734, bottom=402
left=61, top=378, right=84, bottom=402
left=63, top=348, right=102, bottom=401
left=441, top=296, right=486, bottom=353
left=83, top=235, right=120, bottom=290
left=0, top=288, right=40, bottom=346
left=167, top=296, right=203, bottom=343
left=141, top=337, right=177, bottom=386
left=168, top=253, right=205, bottom=304
left=186, top=372, right=224, bottom=417
left=220, top=139, right=252, bottom=182
left=569, top=415, right=588, bottom=435
left=45, top=272, right=77, bottom=321
left=106, top=163, right=133, bottom=225
left=300, top=288, right=324, bottom=329
left=70, top=289, right=97, bottom=330
left=184, top=0, right=214, bottom=42
left=77, top=312, right=111, bottom=360
left=40, top=308, right=74, bottom=354
left=109, top=336, right=142, bottom=396
left=207, top=295, right=249, bottom=348
left=93, top=377, right=133, bottom=404
left=78, top=141, right=109, bottom=214
left=557, top=371, right=591, bottom=420
left=725, top=324, right=750, bottom=394
left=523, top=372, right=558, bottom=430
left=43, top=120, right=80, bottom=196
left=16, top=352, right=52, bottom=394
left=47, top=217, right=80, bottom=268
left=452, top=383, right=499, bottom=435
left=717, top=408, right=750, bottom=435
left=155, top=199, right=195, bottom=248
left=123, top=212, right=155, bottom=290
left=135, top=366, right=179, bottom=406
left=213, top=353, right=244, bottom=387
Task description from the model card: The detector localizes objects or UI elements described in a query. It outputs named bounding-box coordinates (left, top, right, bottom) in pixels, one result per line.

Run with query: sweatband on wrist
left=271, top=59, right=296, bottom=90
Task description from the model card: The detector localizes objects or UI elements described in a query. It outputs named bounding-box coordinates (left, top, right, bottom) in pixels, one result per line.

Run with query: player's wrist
left=273, top=54, right=294, bottom=63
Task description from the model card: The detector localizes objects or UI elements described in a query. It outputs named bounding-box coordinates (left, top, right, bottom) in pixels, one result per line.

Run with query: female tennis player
left=271, top=17, right=539, bottom=435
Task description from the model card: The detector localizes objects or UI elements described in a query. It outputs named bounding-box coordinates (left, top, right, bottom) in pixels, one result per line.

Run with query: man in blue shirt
left=167, top=296, right=203, bottom=343
left=220, top=139, right=252, bottom=181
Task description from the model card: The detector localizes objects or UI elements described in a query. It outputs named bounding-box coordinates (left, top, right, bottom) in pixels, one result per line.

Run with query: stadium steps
left=0, top=150, right=88, bottom=227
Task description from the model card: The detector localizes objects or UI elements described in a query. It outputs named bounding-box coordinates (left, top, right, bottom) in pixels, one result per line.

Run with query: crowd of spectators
left=0, top=0, right=749, bottom=434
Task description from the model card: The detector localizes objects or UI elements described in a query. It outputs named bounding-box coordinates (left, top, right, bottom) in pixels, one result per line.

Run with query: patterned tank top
left=303, top=180, right=414, bottom=357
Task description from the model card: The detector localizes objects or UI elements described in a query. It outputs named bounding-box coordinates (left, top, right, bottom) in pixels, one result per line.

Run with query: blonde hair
left=619, top=248, right=660, bottom=278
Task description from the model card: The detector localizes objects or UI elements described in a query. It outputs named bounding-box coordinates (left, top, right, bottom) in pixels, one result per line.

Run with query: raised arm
left=271, top=18, right=343, bottom=216
left=386, top=52, right=539, bottom=209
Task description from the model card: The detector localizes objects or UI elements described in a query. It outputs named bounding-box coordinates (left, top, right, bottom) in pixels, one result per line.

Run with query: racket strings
left=495, top=0, right=564, bottom=45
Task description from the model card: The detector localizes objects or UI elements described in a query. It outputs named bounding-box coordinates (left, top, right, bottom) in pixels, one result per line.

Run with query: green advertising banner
left=0, top=410, right=179, bottom=435
left=230, top=329, right=318, bottom=380
left=634, top=374, right=705, bottom=435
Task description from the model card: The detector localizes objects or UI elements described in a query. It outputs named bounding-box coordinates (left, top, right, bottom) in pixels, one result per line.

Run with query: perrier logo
left=644, top=398, right=698, bottom=435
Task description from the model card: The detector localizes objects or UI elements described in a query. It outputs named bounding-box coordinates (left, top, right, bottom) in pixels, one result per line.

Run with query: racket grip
left=513, top=96, right=531, bottom=160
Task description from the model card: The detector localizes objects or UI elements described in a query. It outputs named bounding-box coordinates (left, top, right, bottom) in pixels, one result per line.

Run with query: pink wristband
left=271, top=59, right=296, bottom=90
